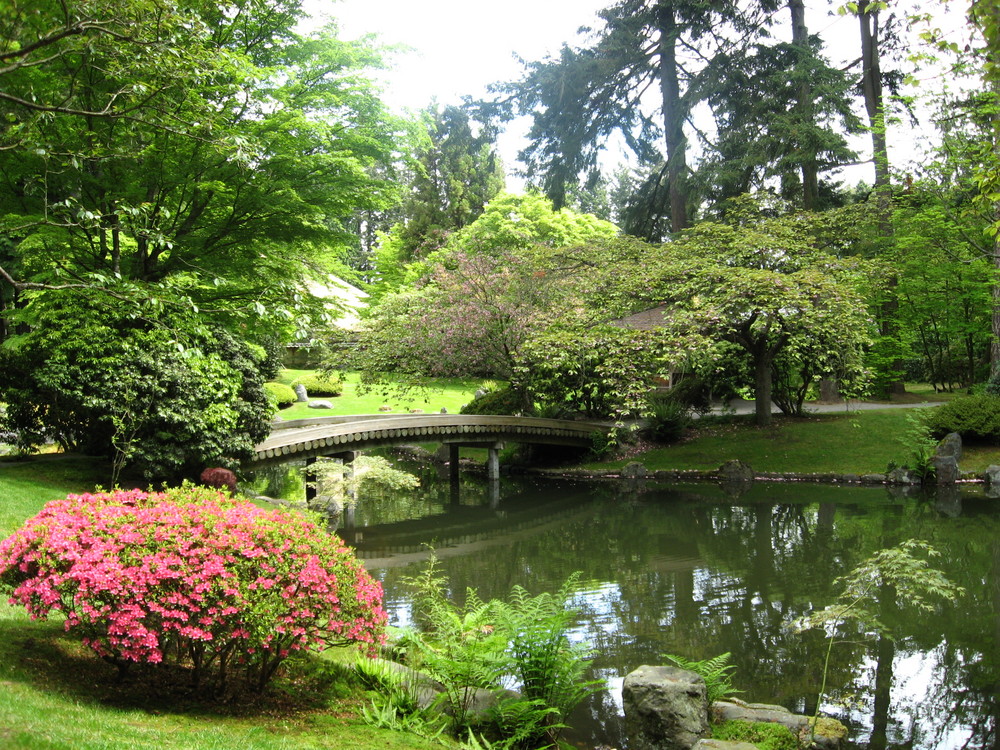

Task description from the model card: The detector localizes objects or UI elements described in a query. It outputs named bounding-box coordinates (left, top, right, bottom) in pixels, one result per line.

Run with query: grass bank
left=587, top=408, right=1000, bottom=475
left=273, top=370, right=483, bottom=421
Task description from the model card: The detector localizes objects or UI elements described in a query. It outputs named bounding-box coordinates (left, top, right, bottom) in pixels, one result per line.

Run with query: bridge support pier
left=487, top=443, right=501, bottom=481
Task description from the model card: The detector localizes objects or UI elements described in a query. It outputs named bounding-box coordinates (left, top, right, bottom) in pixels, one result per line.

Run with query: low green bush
left=460, top=387, right=527, bottom=416
left=922, top=394, right=1000, bottom=443
left=264, top=381, right=296, bottom=408
left=293, top=372, right=344, bottom=397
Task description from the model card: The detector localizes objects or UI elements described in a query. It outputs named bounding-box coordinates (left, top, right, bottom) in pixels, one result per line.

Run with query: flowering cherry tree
left=0, top=486, right=386, bottom=692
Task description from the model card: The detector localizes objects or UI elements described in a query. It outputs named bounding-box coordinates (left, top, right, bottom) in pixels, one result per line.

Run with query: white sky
left=306, top=0, right=974, bottom=189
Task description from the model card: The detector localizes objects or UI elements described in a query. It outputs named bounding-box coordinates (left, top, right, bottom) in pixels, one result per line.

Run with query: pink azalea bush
left=0, top=486, right=386, bottom=691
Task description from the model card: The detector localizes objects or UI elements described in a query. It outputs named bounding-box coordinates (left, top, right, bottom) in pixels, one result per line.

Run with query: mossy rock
left=712, top=719, right=798, bottom=750
left=802, top=716, right=848, bottom=746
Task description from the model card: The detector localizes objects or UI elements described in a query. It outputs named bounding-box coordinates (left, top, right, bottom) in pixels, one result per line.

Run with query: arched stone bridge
left=247, top=413, right=611, bottom=471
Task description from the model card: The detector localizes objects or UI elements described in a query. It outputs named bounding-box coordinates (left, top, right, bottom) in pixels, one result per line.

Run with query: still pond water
left=254, top=458, right=1000, bottom=749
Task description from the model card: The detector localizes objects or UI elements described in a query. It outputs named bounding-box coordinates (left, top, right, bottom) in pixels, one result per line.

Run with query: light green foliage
left=663, top=652, right=741, bottom=704
left=264, top=382, right=297, bottom=409
left=893, top=411, right=939, bottom=479
left=292, top=372, right=344, bottom=397
left=387, top=555, right=601, bottom=748
left=0, top=0, right=404, bottom=347
left=307, top=455, right=420, bottom=501
left=711, top=719, right=798, bottom=750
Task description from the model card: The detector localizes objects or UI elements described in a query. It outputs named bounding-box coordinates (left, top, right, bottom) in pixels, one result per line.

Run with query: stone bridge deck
left=248, top=413, right=610, bottom=468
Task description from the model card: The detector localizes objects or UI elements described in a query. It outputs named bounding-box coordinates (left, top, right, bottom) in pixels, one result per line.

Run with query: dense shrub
left=292, top=372, right=344, bottom=397
left=264, top=381, right=297, bottom=408
left=0, top=487, right=386, bottom=692
left=922, top=394, right=1000, bottom=443
left=460, top=387, right=527, bottom=416
left=0, top=292, right=272, bottom=482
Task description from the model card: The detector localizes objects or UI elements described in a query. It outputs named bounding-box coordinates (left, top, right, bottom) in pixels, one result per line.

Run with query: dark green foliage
left=663, top=652, right=741, bottom=704
left=292, top=372, right=344, bottom=397
left=644, top=394, right=692, bottom=444
left=265, top=382, right=297, bottom=409
left=460, top=388, right=527, bottom=416
left=922, top=394, right=1000, bottom=443
left=0, top=290, right=271, bottom=482
left=711, top=719, right=798, bottom=750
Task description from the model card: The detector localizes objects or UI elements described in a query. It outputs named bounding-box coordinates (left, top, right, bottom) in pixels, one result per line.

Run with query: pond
left=249, top=456, right=1000, bottom=749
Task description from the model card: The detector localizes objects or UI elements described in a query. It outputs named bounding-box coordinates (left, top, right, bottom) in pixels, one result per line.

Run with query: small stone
left=693, top=741, right=757, bottom=750
left=984, top=465, right=1000, bottom=485
left=622, top=462, right=648, bottom=479
left=307, top=400, right=334, bottom=409
left=718, top=459, right=754, bottom=483
left=440, top=407, right=448, bottom=413
left=410, top=408, right=424, bottom=414
left=623, top=665, right=708, bottom=750
left=378, top=404, right=393, bottom=412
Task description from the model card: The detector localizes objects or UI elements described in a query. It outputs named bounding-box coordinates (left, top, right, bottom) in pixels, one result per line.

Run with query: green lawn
left=588, top=408, right=1000, bottom=475
left=272, top=370, right=484, bottom=421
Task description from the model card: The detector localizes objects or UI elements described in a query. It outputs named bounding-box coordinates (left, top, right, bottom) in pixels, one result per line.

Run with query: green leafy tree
left=610, top=210, right=874, bottom=426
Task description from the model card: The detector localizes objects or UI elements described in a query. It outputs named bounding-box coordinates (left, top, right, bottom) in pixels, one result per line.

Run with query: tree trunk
left=754, top=352, right=772, bottom=427
left=859, top=0, right=905, bottom=395
left=789, top=0, right=818, bottom=210
left=656, top=1, right=688, bottom=233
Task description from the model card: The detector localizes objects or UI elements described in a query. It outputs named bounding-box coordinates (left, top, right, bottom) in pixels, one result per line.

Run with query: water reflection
left=246, top=457, right=1000, bottom=749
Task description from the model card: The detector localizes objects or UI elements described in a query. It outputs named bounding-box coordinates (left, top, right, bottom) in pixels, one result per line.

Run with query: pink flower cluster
left=0, top=486, right=386, bottom=685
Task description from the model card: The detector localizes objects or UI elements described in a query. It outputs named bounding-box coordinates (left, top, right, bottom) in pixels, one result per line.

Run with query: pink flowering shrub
left=0, top=486, right=386, bottom=692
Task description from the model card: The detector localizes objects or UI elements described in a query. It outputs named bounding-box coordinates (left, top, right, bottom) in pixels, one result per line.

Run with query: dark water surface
left=256, top=459, right=1000, bottom=748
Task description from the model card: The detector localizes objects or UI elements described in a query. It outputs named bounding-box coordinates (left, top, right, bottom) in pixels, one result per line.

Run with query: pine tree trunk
left=657, top=1, right=688, bottom=233
left=789, top=0, right=818, bottom=210
left=859, top=0, right=905, bottom=395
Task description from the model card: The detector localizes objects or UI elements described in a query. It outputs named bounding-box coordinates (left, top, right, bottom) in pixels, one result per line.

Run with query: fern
left=663, top=651, right=741, bottom=704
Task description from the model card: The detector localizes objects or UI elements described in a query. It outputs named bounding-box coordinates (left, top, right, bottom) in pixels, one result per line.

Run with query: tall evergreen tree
left=489, top=0, right=762, bottom=236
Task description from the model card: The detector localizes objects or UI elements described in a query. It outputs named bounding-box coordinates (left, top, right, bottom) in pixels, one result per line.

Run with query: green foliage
left=892, top=411, right=939, bottom=479
left=391, top=555, right=601, bottom=747
left=0, top=290, right=272, bottom=482
left=292, top=372, right=345, bottom=397
left=711, top=719, right=798, bottom=750
left=644, top=394, right=692, bottom=444
left=461, top=388, right=528, bottom=416
left=922, top=394, right=1000, bottom=443
left=265, top=382, right=297, bottom=409
left=307, top=455, right=420, bottom=501
left=663, top=652, right=741, bottom=705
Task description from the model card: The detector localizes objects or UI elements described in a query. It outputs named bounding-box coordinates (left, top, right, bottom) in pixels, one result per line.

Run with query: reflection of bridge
left=247, top=414, right=611, bottom=478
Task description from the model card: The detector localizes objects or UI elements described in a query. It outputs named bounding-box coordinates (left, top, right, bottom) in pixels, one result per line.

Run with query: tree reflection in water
left=249, top=456, right=1000, bottom=749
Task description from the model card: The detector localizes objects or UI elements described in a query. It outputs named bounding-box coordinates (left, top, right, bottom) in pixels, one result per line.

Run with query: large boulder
left=935, top=432, right=962, bottom=462
left=623, top=665, right=709, bottom=750
left=293, top=383, right=308, bottom=402
left=930, top=455, right=959, bottom=485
